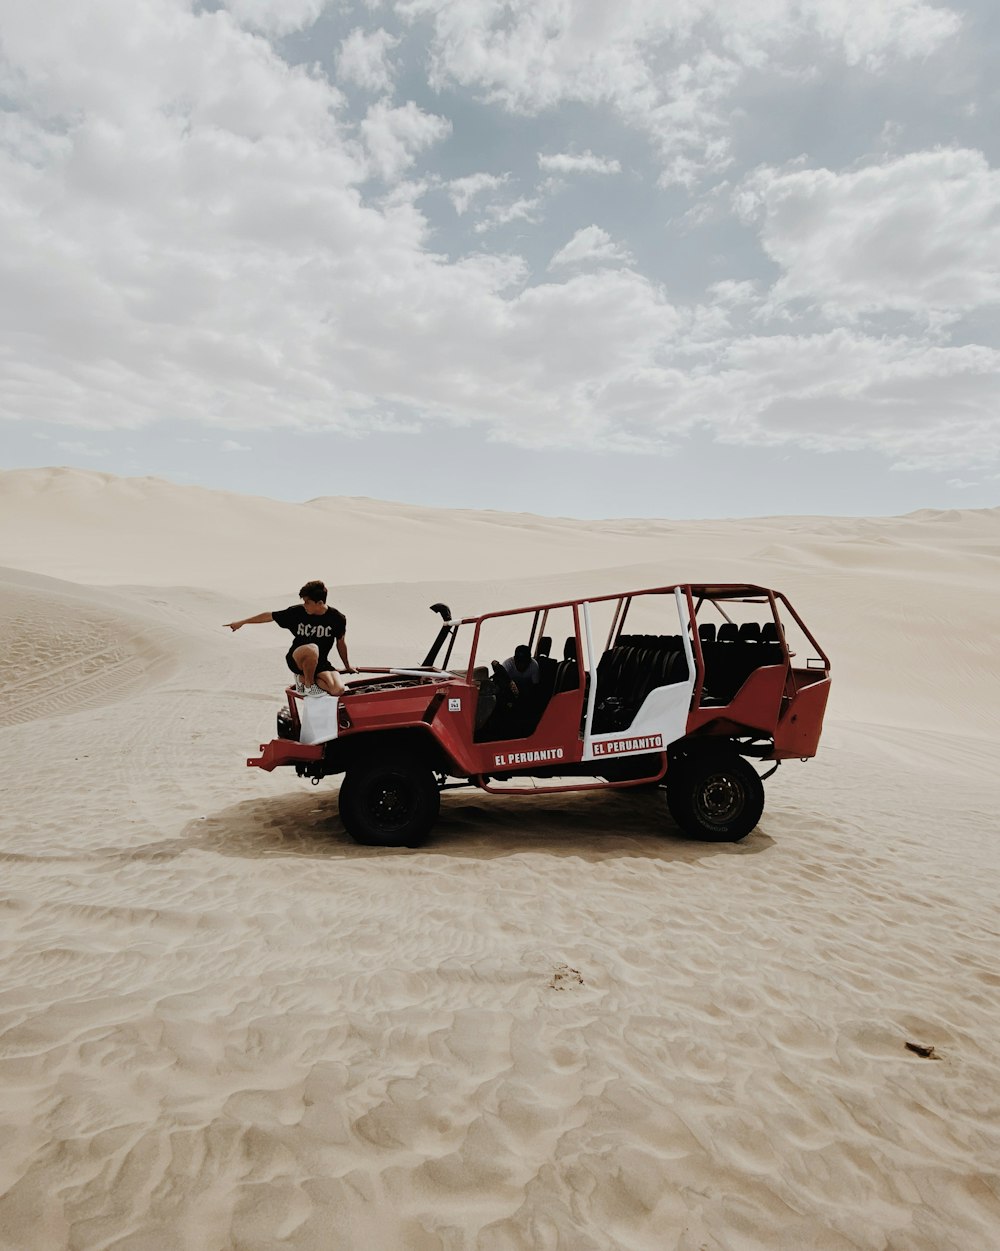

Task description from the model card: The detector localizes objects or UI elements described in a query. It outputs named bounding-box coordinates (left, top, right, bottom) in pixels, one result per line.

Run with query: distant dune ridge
left=0, top=466, right=999, bottom=1250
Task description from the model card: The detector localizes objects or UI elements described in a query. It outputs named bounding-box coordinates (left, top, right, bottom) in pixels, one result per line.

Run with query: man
left=224, top=580, right=354, bottom=696
left=502, top=644, right=540, bottom=696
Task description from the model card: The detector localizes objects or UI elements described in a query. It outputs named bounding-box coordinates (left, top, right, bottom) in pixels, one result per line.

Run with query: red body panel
left=686, top=665, right=786, bottom=737
left=422, top=680, right=477, bottom=770
left=248, top=739, right=323, bottom=772
left=346, top=682, right=443, bottom=731
left=772, top=674, right=831, bottom=759
left=466, top=689, right=586, bottom=776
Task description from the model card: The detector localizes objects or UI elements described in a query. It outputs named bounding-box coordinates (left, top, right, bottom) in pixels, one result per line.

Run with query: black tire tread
left=666, top=751, right=764, bottom=842
left=339, top=755, right=440, bottom=847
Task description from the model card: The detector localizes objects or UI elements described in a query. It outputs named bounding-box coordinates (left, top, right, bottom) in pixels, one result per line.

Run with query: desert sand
left=1, top=465, right=998, bottom=1251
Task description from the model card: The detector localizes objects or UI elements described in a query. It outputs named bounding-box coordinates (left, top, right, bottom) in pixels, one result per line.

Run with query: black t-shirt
left=272, top=604, right=347, bottom=659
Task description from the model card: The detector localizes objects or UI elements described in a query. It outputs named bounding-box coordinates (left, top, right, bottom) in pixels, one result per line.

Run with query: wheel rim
left=693, top=770, right=746, bottom=825
left=364, top=775, right=416, bottom=832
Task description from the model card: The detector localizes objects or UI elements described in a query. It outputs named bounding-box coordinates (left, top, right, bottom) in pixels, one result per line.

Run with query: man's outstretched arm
left=224, top=612, right=274, bottom=631
left=336, top=635, right=355, bottom=671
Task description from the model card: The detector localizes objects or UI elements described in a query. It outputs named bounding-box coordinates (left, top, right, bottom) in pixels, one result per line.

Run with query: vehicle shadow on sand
left=172, top=786, right=775, bottom=863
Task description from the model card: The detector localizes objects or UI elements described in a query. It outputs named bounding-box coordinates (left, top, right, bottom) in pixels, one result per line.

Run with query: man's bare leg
left=292, top=644, right=319, bottom=688
left=316, top=671, right=346, bottom=696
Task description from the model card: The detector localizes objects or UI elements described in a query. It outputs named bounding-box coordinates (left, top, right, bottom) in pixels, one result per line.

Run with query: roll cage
left=419, top=583, right=829, bottom=759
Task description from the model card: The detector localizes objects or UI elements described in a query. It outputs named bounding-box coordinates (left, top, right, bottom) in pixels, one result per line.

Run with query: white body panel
left=583, top=680, right=694, bottom=761
left=580, top=588, right=696, bottom=762
left=298, top=696, right=341, bottom=746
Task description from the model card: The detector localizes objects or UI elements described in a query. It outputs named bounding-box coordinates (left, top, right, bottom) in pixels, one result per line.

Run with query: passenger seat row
left=592, top=636, right=689, bottom=734
left=698, top=621, right=785, bottom=704
left=699, top=621, right=782, bottom=644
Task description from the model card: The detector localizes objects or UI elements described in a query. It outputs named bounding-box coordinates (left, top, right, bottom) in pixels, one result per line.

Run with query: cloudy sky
left=2, top=0, right=998, bottom=517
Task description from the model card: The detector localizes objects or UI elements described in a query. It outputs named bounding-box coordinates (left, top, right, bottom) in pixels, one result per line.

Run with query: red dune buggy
left=248, top=583, right=830, bottom=847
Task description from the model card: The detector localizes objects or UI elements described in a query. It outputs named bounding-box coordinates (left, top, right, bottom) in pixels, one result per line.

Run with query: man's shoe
left=293, top=678, right=306, bottom=695
left=305, top=684, right=327, bottom=697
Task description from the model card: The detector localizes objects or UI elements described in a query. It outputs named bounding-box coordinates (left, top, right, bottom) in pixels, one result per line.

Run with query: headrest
left=718, top=623, right=739, bottom=644
left=698, top=623, right=716, bottom=643
left=738, top=622, right=761, bottom=642
left=537, top=635, right=552, bottom=657
left=761, top=621, right=780, bottom=643
left=563, top=636, right=577, bottom=661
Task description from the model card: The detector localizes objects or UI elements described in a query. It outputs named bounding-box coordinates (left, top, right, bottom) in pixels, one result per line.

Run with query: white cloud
left=537, top=150, right=622, bottom=176
left=336, top=27, right=400, bottom=93
left=223, top=0, right=328, bottom=37
left=549, top=226, right=634, bottom=269
left=706, top=279, right=761, bottom=308
left=447, top=171, right=508, bottom=214
left=800, top=0, right=960, bottom=68
left=472, top=195, right=541, bottom=232
left=447, top=176, right=541, bottom=232
left=0, top=2, right=347, bottom=142
left=738, top=149, right=1000, bottom=316
left=221, top=439, right=251, bottom=451
left=703, top=330, right=1000, bottom=469
left=360, top=99, right=451, bottom=181
left=398, top=0, right=961, bottom=183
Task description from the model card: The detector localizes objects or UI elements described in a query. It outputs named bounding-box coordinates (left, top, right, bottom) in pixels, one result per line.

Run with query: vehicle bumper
left=247, top=739, right=324, bottom=772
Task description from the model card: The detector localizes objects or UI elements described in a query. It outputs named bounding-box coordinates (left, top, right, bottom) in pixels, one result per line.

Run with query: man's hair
left=299, top=580, right=328, bottom=603
left=513, top=644, right=532, bottom=666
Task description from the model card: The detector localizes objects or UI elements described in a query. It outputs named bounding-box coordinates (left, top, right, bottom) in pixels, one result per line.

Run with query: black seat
left=472, top=666, right=496, bottom=729
left=670, top=649, right=689, bottom=682
left=533, top=635, right=558, bottom=700
left=633, top=650, right=674, bottom=707
left=698, top=622, right=716, bottom=644
left=536, top=655, right=558, bottom=705
left=591, top=629, right=691, bottom=733
left=701, top=617, right=787, bottom=706
left=554, top=636, right=580, bottom=693
left=554, top=663, right=579, bottom=693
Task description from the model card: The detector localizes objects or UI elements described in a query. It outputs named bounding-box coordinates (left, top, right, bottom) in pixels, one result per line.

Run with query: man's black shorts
left=285, top=651, right=335, bottom=676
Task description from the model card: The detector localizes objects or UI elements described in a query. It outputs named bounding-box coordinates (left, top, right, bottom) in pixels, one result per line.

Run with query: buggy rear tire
left=666, top=752, right=764, bottom=842
left=338, top=756, right=440, bottom=848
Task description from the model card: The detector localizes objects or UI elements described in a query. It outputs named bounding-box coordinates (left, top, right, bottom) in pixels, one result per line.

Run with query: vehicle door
left=465, top=603, right=586, bottom=775
left=581, top=588, right=697, bottom=763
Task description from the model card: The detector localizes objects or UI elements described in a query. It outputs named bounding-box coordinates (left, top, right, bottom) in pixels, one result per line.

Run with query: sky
left=1, top=0, right=999, bottom=519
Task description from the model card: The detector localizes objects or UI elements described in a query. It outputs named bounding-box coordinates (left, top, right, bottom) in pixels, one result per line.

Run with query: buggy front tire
left=666, top=752, right=764, bottom=842
left=338, top=756, right=440, bottom=848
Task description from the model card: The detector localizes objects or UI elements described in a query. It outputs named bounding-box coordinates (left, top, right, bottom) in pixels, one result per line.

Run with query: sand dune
left=0, top=567, right=185, bottom=729
left=1, top=468, right=999, bottom=1251
left=2, top=465, right=997, bottom=596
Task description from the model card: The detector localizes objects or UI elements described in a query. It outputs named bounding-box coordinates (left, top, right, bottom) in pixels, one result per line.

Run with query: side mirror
left=429, top=602, right=452, bottom=623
